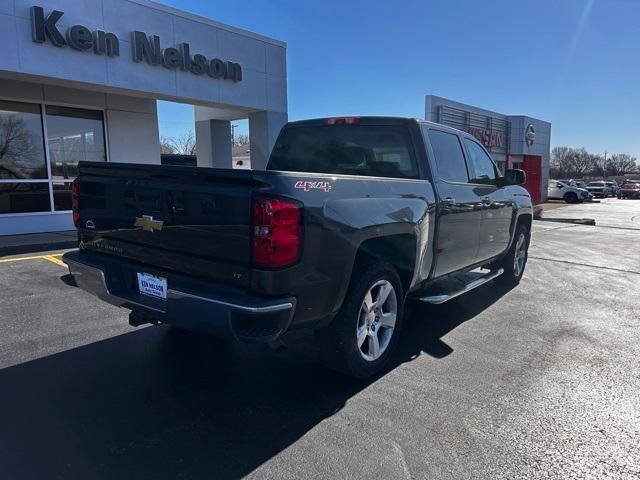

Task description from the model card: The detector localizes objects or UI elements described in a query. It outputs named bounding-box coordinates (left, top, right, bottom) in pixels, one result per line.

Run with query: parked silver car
left=604, top=181, right=619, bottom=196
left=586, top=181, right=611, bottom=198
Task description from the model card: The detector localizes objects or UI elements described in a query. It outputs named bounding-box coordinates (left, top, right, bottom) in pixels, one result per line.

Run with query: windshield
left=588, top=182, right=604, bottom=186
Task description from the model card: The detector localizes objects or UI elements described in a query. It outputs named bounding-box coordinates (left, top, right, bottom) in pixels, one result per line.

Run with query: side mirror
left=499, top=169, right=526, bottom=187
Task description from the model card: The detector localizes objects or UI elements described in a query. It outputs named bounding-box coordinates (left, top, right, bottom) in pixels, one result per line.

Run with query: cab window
left=463, top=138, right=498, bottom=185
left=268, top=125, right=419, bottom=179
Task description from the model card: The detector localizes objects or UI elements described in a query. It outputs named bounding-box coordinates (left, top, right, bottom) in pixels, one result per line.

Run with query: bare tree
left=0, top=115, right=48, bottom=179
left=591, top=153, right=608, bottom=177
left=550, top=146, right=573, bottom=178
left=568, top=148, right=595, bottom=178
left=607, top=153, right=637, bottom=176
left=235, top=133, right=249, bottom=146
left=160, top=139, right=176, bottom=155
left=551, top=146, right=638, bottom=179
left=160, top=131, right=196, bottom=155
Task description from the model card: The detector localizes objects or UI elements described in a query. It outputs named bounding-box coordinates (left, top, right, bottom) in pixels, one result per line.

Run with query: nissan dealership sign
left=30, top=6, right=242, bottom=82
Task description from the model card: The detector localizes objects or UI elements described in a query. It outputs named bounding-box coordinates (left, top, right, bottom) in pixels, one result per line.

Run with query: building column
left=195, top=119, right=232, bottom=168
left=248, top=111, right=288, bottom=170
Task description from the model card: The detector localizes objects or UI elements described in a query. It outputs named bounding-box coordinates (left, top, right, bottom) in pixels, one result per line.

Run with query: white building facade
left=0, top=0, right=287, bottom=235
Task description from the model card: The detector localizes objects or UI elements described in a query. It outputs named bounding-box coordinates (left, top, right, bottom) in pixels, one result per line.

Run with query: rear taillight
left=71, top=178, right=80, bottom=228
left=252, top=196, right=301, bottom=268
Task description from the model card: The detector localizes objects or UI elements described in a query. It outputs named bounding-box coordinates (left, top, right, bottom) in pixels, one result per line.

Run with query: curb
left=536, top=218, right=596, bottom=226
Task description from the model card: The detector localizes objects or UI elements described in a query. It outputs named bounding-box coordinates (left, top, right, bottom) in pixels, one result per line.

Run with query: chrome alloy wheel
left=356, top=280, right=398, bottom=361
left=513, top=233, right=527, bottom=277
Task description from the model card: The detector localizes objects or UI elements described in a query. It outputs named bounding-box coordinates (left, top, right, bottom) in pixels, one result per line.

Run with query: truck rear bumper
left=62, top=250, right=296, bottom=343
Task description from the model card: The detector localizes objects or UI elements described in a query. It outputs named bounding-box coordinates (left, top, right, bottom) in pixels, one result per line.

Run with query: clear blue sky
left=158, top=0, right=640, bottom=158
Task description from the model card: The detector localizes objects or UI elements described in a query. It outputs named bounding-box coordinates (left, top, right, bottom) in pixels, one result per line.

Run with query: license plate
left=137, top=272, right=167, bottom=300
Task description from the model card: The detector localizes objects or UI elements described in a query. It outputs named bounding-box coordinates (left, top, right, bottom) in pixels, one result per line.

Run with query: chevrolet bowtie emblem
left=134, top=215, right=164, bottom=232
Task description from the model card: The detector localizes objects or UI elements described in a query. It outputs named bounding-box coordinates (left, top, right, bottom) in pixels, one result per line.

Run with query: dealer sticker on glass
left=137, top=272, right=167, bottom=300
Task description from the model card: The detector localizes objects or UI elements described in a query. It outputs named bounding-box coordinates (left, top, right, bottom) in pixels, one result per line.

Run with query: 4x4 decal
left=294, top=181, right=332, bottom=192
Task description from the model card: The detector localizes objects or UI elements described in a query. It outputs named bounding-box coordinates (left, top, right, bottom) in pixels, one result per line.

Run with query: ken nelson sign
left=30, top=6, right=242, bottom=82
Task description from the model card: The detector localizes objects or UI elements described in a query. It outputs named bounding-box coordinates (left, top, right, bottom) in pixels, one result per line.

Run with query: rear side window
left=427, top=129, right=469, bottom=183
left=268, top=126, right=419, bottom=179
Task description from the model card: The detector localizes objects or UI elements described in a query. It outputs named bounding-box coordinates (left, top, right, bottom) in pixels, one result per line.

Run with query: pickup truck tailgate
left=77, top=162, right=267, bottom=286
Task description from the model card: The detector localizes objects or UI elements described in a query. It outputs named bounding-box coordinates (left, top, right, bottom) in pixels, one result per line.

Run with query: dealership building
left=0, top=0, right=287, bottom=235
left=426, top=95, right=551, bottom=203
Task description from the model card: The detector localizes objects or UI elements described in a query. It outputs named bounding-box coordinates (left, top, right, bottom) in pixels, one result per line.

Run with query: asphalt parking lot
left=1, top=199, right=639, bottom=479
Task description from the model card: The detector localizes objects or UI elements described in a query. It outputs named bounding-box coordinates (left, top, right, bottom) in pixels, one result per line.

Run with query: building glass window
left=46, top=106, right=106, bottom=180
left=0, top=101, right=106, bottom=216
left=0, top=101, right=47, bottom=180
left=0, top=183, right=51, bottom=214
left=52, top=182, right=73, bottom=211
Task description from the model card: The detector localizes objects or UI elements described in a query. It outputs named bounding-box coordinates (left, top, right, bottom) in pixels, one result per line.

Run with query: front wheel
left=494, top=224, right=530, bottom=288
left=564, top=192, right=578, bottom=203
left=316, top=261, right=404, bottom=378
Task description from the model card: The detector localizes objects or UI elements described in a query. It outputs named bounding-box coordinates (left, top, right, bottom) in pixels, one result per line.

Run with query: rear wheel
left=316, top=261, right=404, bottom=378
left=564, top=192, right=578, bottom=203
left=494, top=224, right=530, bottom=288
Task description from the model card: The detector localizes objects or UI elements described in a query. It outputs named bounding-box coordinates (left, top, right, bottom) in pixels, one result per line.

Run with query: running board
left=418, top=268, right=504, bottom=304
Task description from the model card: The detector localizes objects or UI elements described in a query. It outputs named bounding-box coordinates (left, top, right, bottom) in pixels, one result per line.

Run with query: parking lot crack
left=391, top=440, right=413, bottom=479
left=528, top=256, right=640, bottom=275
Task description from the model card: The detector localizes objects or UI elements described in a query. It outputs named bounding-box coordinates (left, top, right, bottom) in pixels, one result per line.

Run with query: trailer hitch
left=129, top=310, right=162, bottom=327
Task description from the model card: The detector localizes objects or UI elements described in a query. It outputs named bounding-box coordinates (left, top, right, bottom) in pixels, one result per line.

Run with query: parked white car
left=548, top=180, right=590, bottom=203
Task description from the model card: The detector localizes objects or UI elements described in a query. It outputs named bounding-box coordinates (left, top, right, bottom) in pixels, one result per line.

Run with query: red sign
left=467, top=128, right=504, bottom=149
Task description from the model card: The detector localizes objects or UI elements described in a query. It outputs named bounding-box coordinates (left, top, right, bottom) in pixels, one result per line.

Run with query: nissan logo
left=525, top=123, right=535, bottom=148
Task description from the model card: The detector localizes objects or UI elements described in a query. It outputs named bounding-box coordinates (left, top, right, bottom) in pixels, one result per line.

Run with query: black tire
left=564, top=192, right=578, bottom=203
left=494, top=224, right=530, bottom=288
left=316, top=261, right=404, bottom=379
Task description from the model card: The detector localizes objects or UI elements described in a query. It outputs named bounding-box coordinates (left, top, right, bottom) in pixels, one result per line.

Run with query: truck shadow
left=0, top=282, right=511, bottom=479
left=400, top=282, right=515, bottom=360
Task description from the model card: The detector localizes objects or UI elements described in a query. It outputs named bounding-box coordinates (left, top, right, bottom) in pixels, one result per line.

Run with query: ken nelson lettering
left=30, top=6, right=242, bottom=82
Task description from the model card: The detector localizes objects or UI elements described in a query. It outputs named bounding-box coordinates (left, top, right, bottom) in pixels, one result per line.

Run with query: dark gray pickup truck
left=63, top=117, right=533, bottom=378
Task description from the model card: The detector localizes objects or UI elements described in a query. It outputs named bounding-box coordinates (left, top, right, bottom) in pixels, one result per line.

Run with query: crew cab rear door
left=424, top=127, right=482, bottom=276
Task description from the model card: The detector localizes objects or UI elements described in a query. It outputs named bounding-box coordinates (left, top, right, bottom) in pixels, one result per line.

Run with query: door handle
left=442, top=197, right=456, bottom=205
left=482, top=196, right=492, bottom=205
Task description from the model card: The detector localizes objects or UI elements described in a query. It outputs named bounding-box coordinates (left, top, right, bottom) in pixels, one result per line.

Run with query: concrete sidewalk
left=0, top=231, right=77, bottom=257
